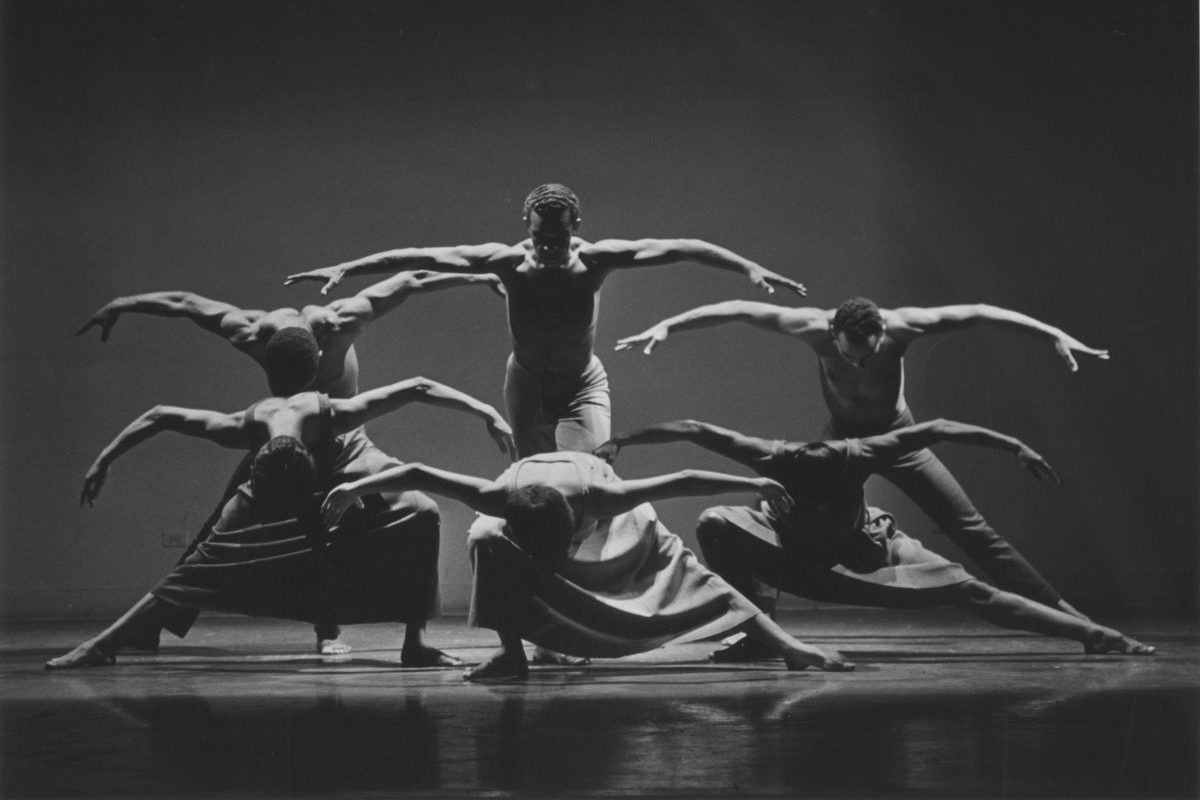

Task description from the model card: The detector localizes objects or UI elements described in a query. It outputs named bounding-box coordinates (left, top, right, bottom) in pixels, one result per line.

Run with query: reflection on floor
left=3, top=608, right=1197, bottom=798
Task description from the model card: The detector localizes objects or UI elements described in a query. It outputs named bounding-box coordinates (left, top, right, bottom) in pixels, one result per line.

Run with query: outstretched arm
left=892, top=304, right=1109, bottom=371
left=322, top=464, right=506, bottom=527
left=81, top=406, right=249, bottom=506
left=590, top=470, right=792, bottom=519
left=328, top=270, right=506, bottom=326
left=76, top=292, right=264, bottom=345
left=594, top=419, right=775, bottom=469
left=284, top=243, right=517, bottom=296
left=615, top=300, right=827, bottom=354
left=328, top=377, right=516, bottom=459
left=857, top=418, right=1059, bottom=483
left=585, top=238, right=807, bottom=296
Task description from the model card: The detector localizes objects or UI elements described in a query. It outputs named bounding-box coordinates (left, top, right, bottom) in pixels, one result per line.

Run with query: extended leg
left=121, top=453, right=255, bottom=652
left=953, top=579, right=1154, bottom=654
left=46, top=593, right=187, bottom=670
left=880, top=447, right=1087, bottom=619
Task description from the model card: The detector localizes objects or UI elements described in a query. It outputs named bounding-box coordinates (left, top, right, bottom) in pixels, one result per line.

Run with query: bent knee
left=954, top=578, right=1001, bottom=607
left=467, top=515, right=510, bottom=552
left=696, top=508, right=735, bottom=544
left=407, top=492, right=440, bottom=523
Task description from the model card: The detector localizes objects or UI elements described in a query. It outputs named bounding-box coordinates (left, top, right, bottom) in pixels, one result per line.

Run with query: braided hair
left=523, top=183, right=581, bottom=226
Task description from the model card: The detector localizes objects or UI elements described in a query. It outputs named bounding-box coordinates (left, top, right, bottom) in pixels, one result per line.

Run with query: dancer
left=284, top=183, right=807, bottom=457
left=594, top=418, right=1155, bottom=659
left=46, top=375, right=515, bottom=670
left=616, top=296, right=1109, bottom=620
left=286, top=183, right=807, bottom=667
left=77, top=269, right=502, bottom=653
left=320, top=450, right=854, bottom=681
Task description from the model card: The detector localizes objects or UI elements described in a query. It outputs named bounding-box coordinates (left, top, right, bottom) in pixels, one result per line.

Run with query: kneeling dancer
left=321, top=450, right=854, bottom=680
left=46, top=376, right=514, bottom=670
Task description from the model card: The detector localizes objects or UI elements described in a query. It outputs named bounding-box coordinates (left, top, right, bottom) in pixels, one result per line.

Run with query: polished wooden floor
left=2, top=608, right=1197, bottom=799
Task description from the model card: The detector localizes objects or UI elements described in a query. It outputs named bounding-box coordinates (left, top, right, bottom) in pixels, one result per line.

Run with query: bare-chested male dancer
left=595, top=418, right=1154, bottom=658
left=77, top=269, right=502, bottom=654
left=284, top=183, right=807, bottom=458
left=47, top=373, right=515, bottom=670
left=616, top=297, right=1109, bottom=620
left=285, top=183, right=806, bottom=665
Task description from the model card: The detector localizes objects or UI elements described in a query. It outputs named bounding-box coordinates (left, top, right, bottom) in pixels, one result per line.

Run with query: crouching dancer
left=321, top=451, right=854, bottom=681
left=595, top=419, right=1154, bottom=660
left=46, top=376, right=515, bottom=670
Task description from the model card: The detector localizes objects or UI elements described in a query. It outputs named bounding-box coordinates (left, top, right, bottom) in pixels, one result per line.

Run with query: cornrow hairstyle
left=523, top=183, right=581, bottom=225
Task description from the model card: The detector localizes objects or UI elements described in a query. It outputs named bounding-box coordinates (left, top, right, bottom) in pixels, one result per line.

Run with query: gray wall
left=3, top=0, right=1196, bottom=620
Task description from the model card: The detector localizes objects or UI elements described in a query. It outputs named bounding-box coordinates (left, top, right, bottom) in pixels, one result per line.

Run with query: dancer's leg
left=880, top=446, right=1087, bottom=619
left=46, top=593, right=187, bottom=670
left=953, top=579, right=1154, bottom=654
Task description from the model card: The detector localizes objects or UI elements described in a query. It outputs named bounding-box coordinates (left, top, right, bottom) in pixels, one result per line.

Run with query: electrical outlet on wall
left=162, top=531, right=189, bottom=548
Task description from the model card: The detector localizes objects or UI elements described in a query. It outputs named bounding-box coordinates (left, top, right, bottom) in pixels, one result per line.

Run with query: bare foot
left=710, top=637, right=780, bottom=663
left=318, top=638, right=353, bottom=656
left=1085, top=628, right=1156, bottom=656
left=781, top=642, right=854, bottom=672
left=45, top=638, right=116, bottom=670
left=464, top=646, right=529, bottom=682
left=400, top=645, right=464, bottom=668
left=530, top=646, right=590, bottom=666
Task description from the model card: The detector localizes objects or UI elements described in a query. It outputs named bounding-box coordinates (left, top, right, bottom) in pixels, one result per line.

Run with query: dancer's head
left=780, top=442, right=848, bottom=502
left=504, top=484, right=576, bottom=564
left=263, top=326, right=321, bottom=396
left=523, top=183, right=581, bottom=268
left=250, top=435, right=317, bottom=522
left=830, top=297, right=884, bottom=368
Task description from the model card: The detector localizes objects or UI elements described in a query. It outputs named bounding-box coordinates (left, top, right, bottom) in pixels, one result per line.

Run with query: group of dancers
left=47, top=183, right=1154, bottom=679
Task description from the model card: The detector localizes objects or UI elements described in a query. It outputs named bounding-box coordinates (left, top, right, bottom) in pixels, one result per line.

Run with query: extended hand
left=284, top=267, right=346, bottom=296
left=76, top=306, right=121, bottom=342
left=321, top=485, right=362, bottom=528
left=592, top=440, right=621, bottom=464
left=487, top=417, right=518, bottom=461
left=614, top=324, right=668, bottom=355
left=1017, top=445, right=1060, bottom=484
left=486, top=275, right=508, bottom=299
left=756, top=478, right=795, bottom=516
left=79, top=466, right=108, bottom=507
left=748, top=267, right=807, bottom=297
left=1054, top=338, right=1110, bottom=372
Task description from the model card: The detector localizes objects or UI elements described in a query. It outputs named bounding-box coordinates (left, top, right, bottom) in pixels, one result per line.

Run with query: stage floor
left=2, top=608, right=1197, bottom=799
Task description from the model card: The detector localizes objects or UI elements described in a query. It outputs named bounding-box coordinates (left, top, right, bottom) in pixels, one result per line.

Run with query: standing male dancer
left=77, top=269, right=502, bottom=653
left=595, top=418, right=1154, bottom=657
left=615, top=297, right=1109, bottom=619
left=285, top=183, right=807, bottom=664
left=284, top=183, right=807, bottom=458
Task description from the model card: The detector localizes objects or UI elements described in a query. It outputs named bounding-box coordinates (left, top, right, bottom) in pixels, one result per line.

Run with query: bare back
left=243, top=392, right=328, bottom=445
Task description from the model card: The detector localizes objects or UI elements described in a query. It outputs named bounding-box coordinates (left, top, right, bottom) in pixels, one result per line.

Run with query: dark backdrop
left=2, top=0, right=1196, bottom=619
